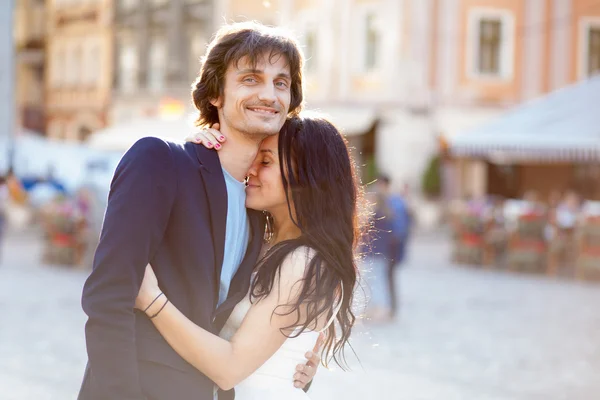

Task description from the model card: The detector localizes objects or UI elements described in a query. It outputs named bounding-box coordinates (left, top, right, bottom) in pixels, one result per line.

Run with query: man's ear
left=210, top=97, right=222, bottom=108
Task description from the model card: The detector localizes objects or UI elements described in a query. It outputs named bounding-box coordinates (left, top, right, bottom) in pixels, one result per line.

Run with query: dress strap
left=318, top=284, right=344, bottom=333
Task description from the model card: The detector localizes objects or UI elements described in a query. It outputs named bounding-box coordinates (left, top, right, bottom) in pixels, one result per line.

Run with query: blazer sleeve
left=81, top=137, right=177, bottom=399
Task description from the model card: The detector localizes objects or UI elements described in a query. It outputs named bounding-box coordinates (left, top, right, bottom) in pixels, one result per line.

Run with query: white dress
left=219, top=288, right=341, bottom=400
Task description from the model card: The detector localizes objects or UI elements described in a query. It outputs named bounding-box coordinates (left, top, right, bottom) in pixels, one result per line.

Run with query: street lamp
left=0, top=0, right=15, bottom=174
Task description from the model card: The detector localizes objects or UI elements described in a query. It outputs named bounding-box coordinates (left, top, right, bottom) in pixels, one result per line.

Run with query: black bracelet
left=143, top=292, right=164, bottom=314
left=149, top=298, right=169, bottom=319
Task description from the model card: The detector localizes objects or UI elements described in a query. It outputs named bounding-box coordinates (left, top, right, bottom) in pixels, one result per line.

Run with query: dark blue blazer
left=78, top=137, right=264, bottom=400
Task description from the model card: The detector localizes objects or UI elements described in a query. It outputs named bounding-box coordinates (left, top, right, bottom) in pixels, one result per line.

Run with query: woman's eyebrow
left=260, top=149, right=276, bottom=155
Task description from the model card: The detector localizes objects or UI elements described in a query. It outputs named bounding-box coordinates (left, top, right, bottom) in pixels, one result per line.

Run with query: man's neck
left=217, top=129, right=263, bottom=182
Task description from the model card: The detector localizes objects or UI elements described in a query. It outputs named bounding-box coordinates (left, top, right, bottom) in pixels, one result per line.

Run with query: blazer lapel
left=213, top=209, right=264, bottom=330
left=191, top=143, right=228, bottom=305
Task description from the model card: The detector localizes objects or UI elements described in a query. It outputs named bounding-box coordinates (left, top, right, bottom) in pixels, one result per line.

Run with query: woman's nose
left=247, top=162, right=258, bottom=177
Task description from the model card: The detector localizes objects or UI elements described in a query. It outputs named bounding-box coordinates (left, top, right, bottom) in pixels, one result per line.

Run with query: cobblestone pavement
left=1, top=229, right=600, bottom=400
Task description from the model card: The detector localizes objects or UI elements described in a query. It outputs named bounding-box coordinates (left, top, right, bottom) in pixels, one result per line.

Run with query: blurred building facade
left=45, top=0, right=113, bottom=142
left=438, top=0, right=600, bottom=201
left=110, top=0, right=215, bottom=124
left=14, top=0, right=46, bottom=134
left=19, top=0, right=599, bottom=199
left=223, top=0, right=600, bottom=197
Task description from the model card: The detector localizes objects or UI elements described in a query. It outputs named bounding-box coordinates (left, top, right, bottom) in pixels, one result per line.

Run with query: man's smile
left=247, top=106, right=278, bottom=115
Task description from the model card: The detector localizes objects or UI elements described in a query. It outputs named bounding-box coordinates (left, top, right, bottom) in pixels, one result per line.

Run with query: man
left=78, top=22, right=317, bottom=400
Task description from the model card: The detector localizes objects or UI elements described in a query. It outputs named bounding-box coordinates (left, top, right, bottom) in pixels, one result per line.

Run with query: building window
left=66, top=44, right=83, bottom=86
left=478, top=19, right=501, bottom=74
left=588, top=27, right=600, bottom=76
left=119, top=0, right=139, bottom=11
left=304, top=28, right=317, bottom=73
left=51, top=46, right=65, bottom=87
left=84, top=41, right=101, bottom=86
left=187, top=27, right=206, bottom=81
left=148, top=34, right=167, bottom=92
left=117, top=40, right=139, bottom=93
left=365, top=13, right=379, bottom=71
left=468, top=9, right=515, bottom=80
left=150, top=0, right=168, bottom=7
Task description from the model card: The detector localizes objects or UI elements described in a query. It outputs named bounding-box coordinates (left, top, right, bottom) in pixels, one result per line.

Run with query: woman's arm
left=137, top=248, right=316, bottom=391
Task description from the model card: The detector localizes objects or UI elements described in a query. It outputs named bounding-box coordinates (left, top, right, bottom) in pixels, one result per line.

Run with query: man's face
left=212, top=51, right=292, bottom=139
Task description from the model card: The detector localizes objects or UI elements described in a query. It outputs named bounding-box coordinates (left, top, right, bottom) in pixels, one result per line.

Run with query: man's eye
left=261, top=160, right=270, bottom=166
left=244, top=77, right=257, bottom=83
left=275, top=81, right=289, bottom=88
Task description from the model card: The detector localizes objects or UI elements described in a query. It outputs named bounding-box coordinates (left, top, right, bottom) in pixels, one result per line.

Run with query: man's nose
left=257, top=82, right=277, bottom=104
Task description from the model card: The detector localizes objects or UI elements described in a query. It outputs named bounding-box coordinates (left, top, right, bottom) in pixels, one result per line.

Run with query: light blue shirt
left=218, top=167, right=250, bottom=307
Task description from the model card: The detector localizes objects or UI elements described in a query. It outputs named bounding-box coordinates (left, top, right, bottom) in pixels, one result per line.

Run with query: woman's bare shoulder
left=279, top=246, right=318, bottom=281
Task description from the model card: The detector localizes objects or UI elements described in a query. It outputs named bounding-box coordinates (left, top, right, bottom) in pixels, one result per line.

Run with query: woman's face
left=245, top=135, right=288, bottom=213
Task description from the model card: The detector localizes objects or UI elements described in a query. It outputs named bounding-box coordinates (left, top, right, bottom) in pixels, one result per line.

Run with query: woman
left=135, top=116, right=363, bottom=399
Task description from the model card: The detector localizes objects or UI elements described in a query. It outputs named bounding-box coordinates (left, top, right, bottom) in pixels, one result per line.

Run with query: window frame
left=147, top=32, right=168, bottom=92
left=578, top=17, right=600, bottom=79
left=466, top=7, right=515, bottom=81
left=116, top=34, right=140, bottom=93
left=352, top=4, right=384, bottom=75
left=296, top=11, right=320, bottom=75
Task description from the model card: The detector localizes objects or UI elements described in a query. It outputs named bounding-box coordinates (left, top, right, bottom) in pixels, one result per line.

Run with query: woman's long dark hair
left=250, top=116, right=364, bottom=369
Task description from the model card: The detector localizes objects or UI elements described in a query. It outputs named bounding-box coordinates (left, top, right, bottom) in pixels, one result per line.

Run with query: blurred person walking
left=362, top=188, right=394, bottom=322
left=362, top=175, right=411, bottom=321
left=378, top=176, right=411, bottom=318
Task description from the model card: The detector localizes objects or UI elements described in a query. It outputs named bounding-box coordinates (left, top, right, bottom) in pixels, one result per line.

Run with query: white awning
left=306, top=106, right=378, bottom=136
left=449, top=76, right=600, bottom=162
left=86, top=115, right=195, bottom=151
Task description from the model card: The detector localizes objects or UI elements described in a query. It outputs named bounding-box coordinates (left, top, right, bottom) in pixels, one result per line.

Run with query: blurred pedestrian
left=549, top=190, right=582, bottom=268
left=0, top=175, right=8, bottom=264
left=362, top=189, right=394, bottom=322
left=377, top=175, right=411, bottom=318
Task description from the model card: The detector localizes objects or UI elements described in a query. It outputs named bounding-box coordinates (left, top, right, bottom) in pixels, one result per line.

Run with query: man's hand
left=293, top=333, right=324, bottom=389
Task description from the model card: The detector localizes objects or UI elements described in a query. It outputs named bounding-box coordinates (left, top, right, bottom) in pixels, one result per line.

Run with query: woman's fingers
left=185, top=123, right=225, bottom=150
left=185, top=130, right=218, bottom=149
left=184, top=130, right=208, bottom=144
left=207, top=123, right=226, bottom=145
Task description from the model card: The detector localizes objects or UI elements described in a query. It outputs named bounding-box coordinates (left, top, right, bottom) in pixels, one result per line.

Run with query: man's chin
left=247, top=122, right=283, bottom=137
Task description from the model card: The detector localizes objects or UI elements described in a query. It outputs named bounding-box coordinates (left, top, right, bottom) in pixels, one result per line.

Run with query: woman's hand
left=294, top=332, right=323, bottom=389
left=135, top=264, right=162, bottom=312
left=185, top=123, right=226, bottom=150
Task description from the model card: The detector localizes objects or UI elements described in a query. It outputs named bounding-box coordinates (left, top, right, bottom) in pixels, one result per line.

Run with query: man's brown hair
left=192, top=22, right=304, bottom=128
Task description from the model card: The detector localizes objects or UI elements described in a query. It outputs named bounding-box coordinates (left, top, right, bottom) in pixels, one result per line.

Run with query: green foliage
left=422, top=154, right=441, bottom=198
